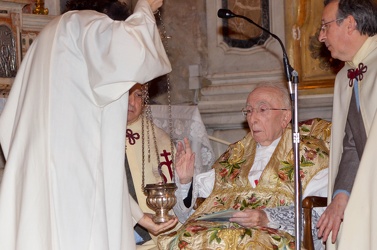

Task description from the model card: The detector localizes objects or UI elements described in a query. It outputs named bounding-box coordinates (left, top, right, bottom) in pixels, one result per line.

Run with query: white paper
left=195, top=209, right=238, bottom=222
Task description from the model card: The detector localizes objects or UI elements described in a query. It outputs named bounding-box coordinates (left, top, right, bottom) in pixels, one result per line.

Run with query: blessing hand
left=175, top=138, right=195, bottom=184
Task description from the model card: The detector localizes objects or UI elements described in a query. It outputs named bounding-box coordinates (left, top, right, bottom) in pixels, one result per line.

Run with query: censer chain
left=141, top=9, right=175, bottom=194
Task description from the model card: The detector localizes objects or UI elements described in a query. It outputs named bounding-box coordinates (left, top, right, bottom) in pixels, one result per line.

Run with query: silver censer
left=145, top=183, right=177, bottom=223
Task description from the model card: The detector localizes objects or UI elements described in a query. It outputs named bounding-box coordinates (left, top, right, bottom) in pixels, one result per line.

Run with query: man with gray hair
left=317, top=0, right=377, bottom=249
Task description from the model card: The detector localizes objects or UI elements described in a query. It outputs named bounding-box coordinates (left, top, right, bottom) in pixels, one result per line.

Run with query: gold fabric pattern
left=158, top=118, right=331, bottom=249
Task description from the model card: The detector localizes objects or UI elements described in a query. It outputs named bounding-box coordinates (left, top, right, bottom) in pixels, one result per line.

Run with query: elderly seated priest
left=159, top=83, right=331, bottom=249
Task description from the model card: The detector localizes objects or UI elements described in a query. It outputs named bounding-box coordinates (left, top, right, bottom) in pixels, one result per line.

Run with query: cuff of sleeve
left=264, top=209, right=281, bottom=229
left=129, top=195, right=144, bottom=225
left=332, top=189, right=350, bottom=199
left=180, top=182, right=192, bottom=194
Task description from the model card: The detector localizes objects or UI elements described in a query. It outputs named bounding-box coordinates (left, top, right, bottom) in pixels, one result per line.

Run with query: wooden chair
left=302, top=196, right=327, bottom=250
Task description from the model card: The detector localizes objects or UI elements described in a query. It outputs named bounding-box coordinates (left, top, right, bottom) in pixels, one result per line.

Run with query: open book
left=195, top=209, right=238, bottom=222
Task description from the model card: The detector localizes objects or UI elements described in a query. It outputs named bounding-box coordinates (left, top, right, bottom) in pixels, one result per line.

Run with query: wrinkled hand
left=175, top=138, right=195, bottom=184
left=138, top=213, right=178, bottom=236
left=147, top=0, right=163, bottom=13
left=229, top=209, right=269, bottom=228
left=317, top=193, right=349, bottom=243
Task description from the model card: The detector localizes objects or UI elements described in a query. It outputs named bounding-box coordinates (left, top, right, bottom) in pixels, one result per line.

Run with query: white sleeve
left=195, top=169, right=216, bottom=197
left=129, top=194, right=144, bottom=226
left=79, top=0, right=171, bottom=106
left=173, top=169, right=215, bottom=223
left=303, top=168, right=328, bottom=198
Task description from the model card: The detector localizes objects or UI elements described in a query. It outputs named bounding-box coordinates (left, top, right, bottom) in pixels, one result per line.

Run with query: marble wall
left=0, top=0, right=335, bottom=161
left=59, top=0, right=336, bottom=126
left=145, top=0, right=335, bottom=150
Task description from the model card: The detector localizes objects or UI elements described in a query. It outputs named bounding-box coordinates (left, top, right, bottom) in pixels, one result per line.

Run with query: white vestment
left=0, top=0, right=171, bottom=249
left=127, top=116, right=179, bottom=249
left=126, top=116, right=175, bottom=215
left=327, top=35, right=377, bottom=249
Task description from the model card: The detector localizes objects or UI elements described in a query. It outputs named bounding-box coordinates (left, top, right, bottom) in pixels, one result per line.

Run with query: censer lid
left=145, top=182, right=177, bottom=190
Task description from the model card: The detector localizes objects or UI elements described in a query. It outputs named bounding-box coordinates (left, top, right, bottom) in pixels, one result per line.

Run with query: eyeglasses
left=241, top=106, right=289, bottom=117
left=320, top=18, right=344, bottom=33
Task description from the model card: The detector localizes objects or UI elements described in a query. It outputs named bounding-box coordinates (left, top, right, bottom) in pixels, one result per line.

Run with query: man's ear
left=282, top=112, right=292, bottom=127
left=347, top=15, right=358, bottom=33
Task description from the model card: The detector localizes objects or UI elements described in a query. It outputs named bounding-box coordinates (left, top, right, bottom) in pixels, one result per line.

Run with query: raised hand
left=317, top=192, right=349, bottom=243
left=147, top=0, right=163, bottom=13
left=175, top=138, right=195, bottom=184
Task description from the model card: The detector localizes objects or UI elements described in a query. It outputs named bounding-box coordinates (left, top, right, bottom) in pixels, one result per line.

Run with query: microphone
left=217, top=9, right=235, bottom=19
left=217, top=9, right=295, bottom=98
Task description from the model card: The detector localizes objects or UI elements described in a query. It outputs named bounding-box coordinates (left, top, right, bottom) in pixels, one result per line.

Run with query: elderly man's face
left=245, top=87, right=291, bottom=146
left=127, top=83, right=144, bottom=124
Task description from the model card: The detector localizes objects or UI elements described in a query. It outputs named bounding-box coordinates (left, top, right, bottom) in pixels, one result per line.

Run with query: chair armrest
left=303, top=196, right=327, bottom=209
left=302, top=196, right=327, bottom=250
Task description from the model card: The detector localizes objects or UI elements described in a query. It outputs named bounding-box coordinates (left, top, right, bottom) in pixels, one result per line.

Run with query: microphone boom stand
left=217, top=9, right=302, bottom=250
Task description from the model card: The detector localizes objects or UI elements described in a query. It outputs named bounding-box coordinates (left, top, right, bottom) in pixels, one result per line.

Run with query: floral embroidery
left=304, top=148, right=317, bottom=161
left=280, top=157, right=311, bottom=181
left=232, top=194, right=268, bottom=210
left=214, top=196, right=227, bottom=206
left=315, top=146, right=329, bottom=158
left=186, top=225, right=207, bottom=234
left=227, top=141, right=244, bottom=165
left=208, top=225, right=227, bottom=244
left=219, top=168, right=229, bottom=178
left=280, top=146, right=318, bottom=181
left=218, top=159, right=245, bottom=182
left=178, top=240, right=189, bottom=249
left=232, top=203, right=241, bottom=210
left=175, top=223, right=294, bottom=248
left=217, top=141, right=246, bottom=182
left=278, top=171, right=289, bottom=182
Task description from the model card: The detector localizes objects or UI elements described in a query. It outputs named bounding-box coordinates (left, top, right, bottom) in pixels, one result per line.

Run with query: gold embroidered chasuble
left=158, top=119, right=331, bottom=250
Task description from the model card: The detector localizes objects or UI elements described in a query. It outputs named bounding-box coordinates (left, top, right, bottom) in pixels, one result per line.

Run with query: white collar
left=256, top=137, right=281, bottom=149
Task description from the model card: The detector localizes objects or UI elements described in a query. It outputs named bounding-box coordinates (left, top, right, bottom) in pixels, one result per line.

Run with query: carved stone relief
left=0, top=0, right=54, bottom=97
left=0, top=25, right=17, bottom=78
left=205, top=0, right=285, bottom=84
left=220, top=0, right=270, bottom=49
